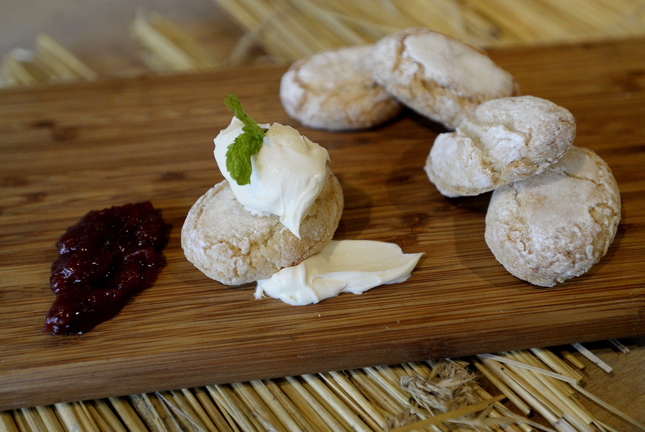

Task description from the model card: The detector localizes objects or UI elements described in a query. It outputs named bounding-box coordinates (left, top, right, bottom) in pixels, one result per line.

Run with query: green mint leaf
left=224, top=94, right=265, bottom=138
left=223, top=94, right=266, bottom=185
left=225, top=131, right=263, bottom=186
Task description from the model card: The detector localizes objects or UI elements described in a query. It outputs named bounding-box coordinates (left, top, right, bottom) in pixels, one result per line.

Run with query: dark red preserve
left=44, top=201, right=168, bottom=335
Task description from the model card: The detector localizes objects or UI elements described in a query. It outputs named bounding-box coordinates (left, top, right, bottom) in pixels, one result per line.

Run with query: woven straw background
left=1, top=1, right=644, bottom=431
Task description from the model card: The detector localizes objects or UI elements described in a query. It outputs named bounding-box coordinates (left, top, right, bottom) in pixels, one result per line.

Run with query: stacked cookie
left=182, top=168, right=343, bottom=286
left=182, top=112, right=344, bottom=286
left=280, top=27, right=621, bottom=288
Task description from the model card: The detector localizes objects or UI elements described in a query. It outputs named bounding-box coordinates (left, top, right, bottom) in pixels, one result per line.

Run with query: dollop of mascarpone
left=214, top=117, right=329, bottom=238
left=254, top=240, right=424, bottom=305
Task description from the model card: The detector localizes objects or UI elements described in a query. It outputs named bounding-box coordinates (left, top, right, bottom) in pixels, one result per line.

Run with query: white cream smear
left=255, top=240, right=424, bottom=306
left=214, top=117, right=329, bottom=238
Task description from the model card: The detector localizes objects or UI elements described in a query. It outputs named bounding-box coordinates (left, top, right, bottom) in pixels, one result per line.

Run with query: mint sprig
left=223, top=94, right=266, bottom=185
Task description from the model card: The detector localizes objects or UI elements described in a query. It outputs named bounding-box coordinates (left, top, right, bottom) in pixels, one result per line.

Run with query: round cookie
left=181, top=169, right=344, bottom=286
left=485, top=146, right=621, bottom=287
left=425, top=96, right=576, bottom=197
left=280, top=45, right=402, bottom=131
left=371, top=27, right=518, bottom=129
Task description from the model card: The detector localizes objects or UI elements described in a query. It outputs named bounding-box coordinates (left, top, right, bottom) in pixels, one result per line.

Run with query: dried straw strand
left=530, top=348, right=584, bottom=383
left=1, top=50, right=53, bottom=86
left=0, top=34, right=97, bottom=87
left=179, top=388, right=219, bottom=430
left=204, top=388, right=243, bottom=431
left=8, top=411, right=28, bottom=432
left=559, top=349, right=587, bottom=370
left=90, top=399, right=128, bottom=432
left=348, top=369, right=404, bottom=415
left=302, top=373, right=372, bottom=432
left=478, top=353, right=579, bottom=384
left=390, top=394, right=506, bottom=432
left=107, top=397, right=149, bottom=431
left=471, top=386, right=529, bottom=432
left=52, top=402, right=97, bottom=432
left=34, top=34, right=98, bottom=81
left=365, top=366, right=413, bottom=406
left=472, top=357, right=532, bottom=416
left=207, top=384, right=260, bottom=431
left=289, top=0, right=371, bottom=46
left=572, top=383, right=645, bottom=431
left=129, top=392, right=180, bottom=431
left=276, top=378, right=336, bottom=432
left=19, top=407, right=49, bottom=432
left=571, top=343, right=613, bottom=374
left=507, top=352, right=587, bottom=422
left=493, top=404, right=559, bottom=432
left=504, top=364, right=592, bottom=432
left=156, top=390, right=214, bottom=431
left=76, top=402, right=106, bottom=432
left=326, top=370, right=389, bottom=430
left=250, top=380, right=306, bottom=432
left=230, top=381, right=287, bottom=431
left=0, top=411, right=19, bottom=432
left=33, top=405, right=65, bottom=432
left=284, top=376, right=347, bottom=432
left=192, top=387, right=236, bottom=432
left=131, top=11, right=220, bottom=73
left=480, top=358, right=559, bottom=425
left=2, top=346, right=642, bottom=432
left=608, top=339, right=630, bottom=354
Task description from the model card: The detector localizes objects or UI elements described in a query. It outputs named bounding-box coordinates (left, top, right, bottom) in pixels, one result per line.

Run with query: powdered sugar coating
left=371, top=27, right=517, bottom=129
left=181, top=169, right=344, bottom=285
left=425, top=96, right=576, bottom=197
left=485, top=146, right=621, bottom=287
left=280, top=45, right=402, bottom=131
left=404, top=32, right=511, bottom=96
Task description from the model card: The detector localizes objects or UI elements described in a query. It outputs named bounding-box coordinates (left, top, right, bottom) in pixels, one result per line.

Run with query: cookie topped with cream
left=182, top=95, right=343, bottom=285
left=214, top=117, right=330, bottom=238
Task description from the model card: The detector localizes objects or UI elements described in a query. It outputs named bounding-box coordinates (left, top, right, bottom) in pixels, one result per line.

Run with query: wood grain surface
left=1, top=38, right=644, bottom=411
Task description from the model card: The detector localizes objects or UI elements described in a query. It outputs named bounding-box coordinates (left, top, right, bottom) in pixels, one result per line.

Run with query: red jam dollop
left=44, top=201, right=168, bottom=335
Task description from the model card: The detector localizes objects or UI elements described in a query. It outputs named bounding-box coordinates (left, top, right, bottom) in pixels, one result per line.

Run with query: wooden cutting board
left=1, top=38, right=644, bottom=411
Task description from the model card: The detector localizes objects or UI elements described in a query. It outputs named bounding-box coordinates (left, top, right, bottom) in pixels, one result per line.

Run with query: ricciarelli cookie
left=182, top=168, right=344, bottom=286
left=485, top=146, right=621, bottom=287
left=371, top=27, right=518, bottom=129
left=425, top=96, right=576, bottom=197
left=280, top=45, right=402, bottom=131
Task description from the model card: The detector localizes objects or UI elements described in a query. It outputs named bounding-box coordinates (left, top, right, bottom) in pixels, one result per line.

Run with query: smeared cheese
left=255, top=240, right=423, bottom=305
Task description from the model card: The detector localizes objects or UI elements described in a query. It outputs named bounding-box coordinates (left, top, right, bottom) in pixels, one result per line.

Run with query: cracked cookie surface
left=370, top=27, right=517, bottom=129
left=485, top=146, right=621, bottom=287
left=425, top=96, right=576, bottom=197
left=181, top=169, right=344, bottom=285
left=280, top=45, right=402, bottom=131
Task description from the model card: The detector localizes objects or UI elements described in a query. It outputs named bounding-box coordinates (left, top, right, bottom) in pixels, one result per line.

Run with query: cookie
left=280, top=45, right=402, bottom=131
left=485, top=146, right=621, bottom=287
left=181, top=168, right=344, bottom=286
left=425, top=96, right=576, bottom=197
left=371, top=27, right=518, bottom=129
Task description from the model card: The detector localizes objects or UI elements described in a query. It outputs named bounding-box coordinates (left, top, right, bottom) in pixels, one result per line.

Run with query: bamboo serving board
left=1, top=38, right=644, bottom=411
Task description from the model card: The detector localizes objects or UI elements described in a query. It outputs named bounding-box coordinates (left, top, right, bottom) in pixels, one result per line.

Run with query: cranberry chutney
left=44, top=201, right=168, bottom=335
